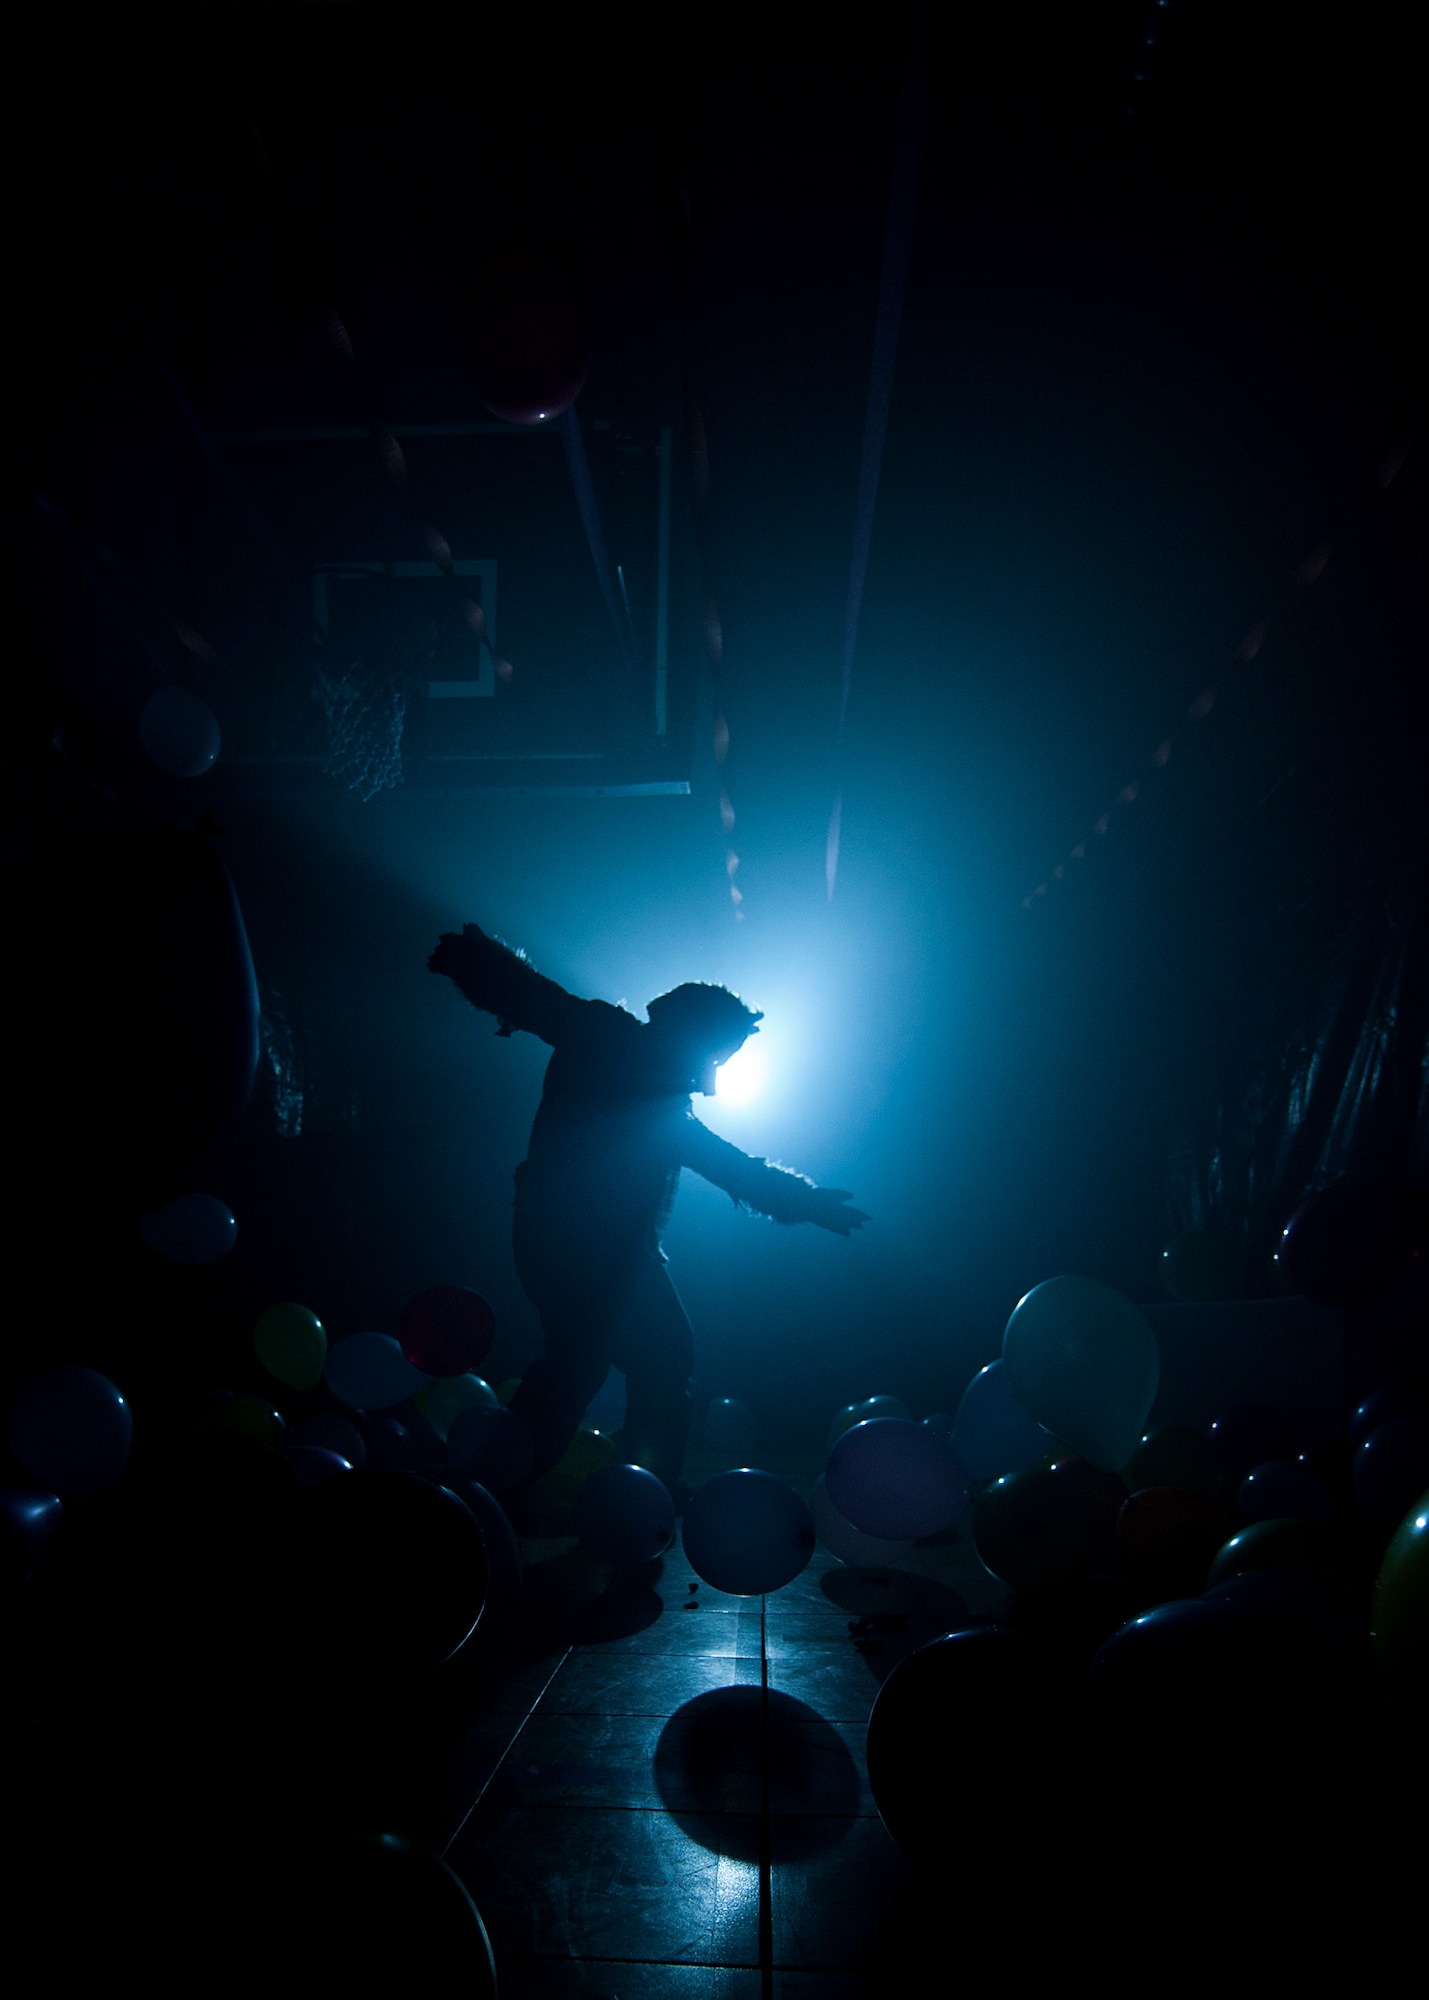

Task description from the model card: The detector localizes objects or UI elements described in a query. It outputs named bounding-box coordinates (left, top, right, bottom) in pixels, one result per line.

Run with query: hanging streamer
left=559, top=404, right=640, bottom=691
left=826, top=3, right=930, bottom=902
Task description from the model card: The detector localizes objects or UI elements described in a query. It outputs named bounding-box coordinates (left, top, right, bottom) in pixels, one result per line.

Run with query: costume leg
left=608, top=1260, right=696, bottom=1491
left=507, top=1296, right=613, bottom=1481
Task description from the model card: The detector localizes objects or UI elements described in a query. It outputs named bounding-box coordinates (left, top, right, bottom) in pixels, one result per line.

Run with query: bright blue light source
left=716, top=1037, right=767, bottom=1107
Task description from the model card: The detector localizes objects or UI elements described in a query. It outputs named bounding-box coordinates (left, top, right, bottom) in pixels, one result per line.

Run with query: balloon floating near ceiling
left=454, top=249, right=589, bottom=425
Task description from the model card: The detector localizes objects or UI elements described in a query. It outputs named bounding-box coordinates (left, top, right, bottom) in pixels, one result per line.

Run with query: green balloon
left=970, top=1456, right=1108, bottom=1593
left=1159, top=1232, right=1245, bottom=1303
left=213, top=1396, right=286, bottom=1450
left=254, top=1303, right=327, bottom=1392
left=1372, top=1488, right=1429, bottom=1681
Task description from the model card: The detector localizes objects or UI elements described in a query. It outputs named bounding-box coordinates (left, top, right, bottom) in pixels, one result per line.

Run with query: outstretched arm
left=427, top=923, right=582, bottom=1043
left=679, top=1116, right=869, bottom=1233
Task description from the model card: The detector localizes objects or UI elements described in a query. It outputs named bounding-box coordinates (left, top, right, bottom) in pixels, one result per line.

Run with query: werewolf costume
left=428, top=923, right=866, bottom=1494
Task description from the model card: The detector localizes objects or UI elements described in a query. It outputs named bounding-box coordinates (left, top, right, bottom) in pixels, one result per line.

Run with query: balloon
left=1121, top=1424, right=1222, bottom=1498
left=446, top=1404, right=536, bottom=1494
left=544, top=1426, right=618, bottom=1504
left=808, top=1473, right=912, bottom=1568
left=953, top=1360, right=1056, bottom=1482
left=1349, top=1387, right=1423, bottom=1451
left=282, top=1445, right=351, bottom=1485
left=1371, top=1489, right=1429, bottom=1682
left=970, top=1455, right=1121, bottom=1594
left=0, top=1489, right=63, bottom=1584
left=1158, top=1231, right=1244, bottom=1302
left=424, top=1373, right=498, bottom=1442
left=454, top=249, right=589, bottom=424
left=1275, top=1180, right=1425, bottom=1306
left=139, top=686, right=221, bottom=777
left=701, top=1395, right=757, bottom=1457
left=1354, top=1418, right=1429, bottom=1527
left=261, top=1833, right=497, bottom=1994
left=212, top=1397, right=285, bottom=1451
left=254, top=1303, right=327, bottom=1393
left=392, top=1398, right=444, bottom=1467
left=826, top=1395, right=912, bottom=1453
left=1238, top=1458, right=1333, bottom=1527
left=288, top=1412, right=366, bottom=1466
left=363, top=1413, right=418, bottom=1471
left=867, top=1629, right=1074, bottom=1859
left=1208, top=1404, right=1299, bottom=1487
left=574, top=1463, right=676, bottom=1566
left=825, top=1419, right=969, bottom=1542
left=434, top=1474, right=523, bottom=1625
left=291, top=1470, right=488, bottom=1678
left=1002, top=1277, right=1159, bottom=1472
left=7, top=1366, right=132, bottom=1499
left=1116, top=1487, right=1241, bottom=1600
left=138, top=1191, right=237, bottom=1264
left=398, top=1285, right=495, bottom=1377
left=1087, top=1586, right=1361, bottom=1815
left=682, top=1469, right=816, bottom=1596
left=1206, top=1517, right=1330, bottom=1587
left=920, top=1412, right=955, bottom=1441
left=493, top=1377, right=521, bottom=1406
left=324, top=1331, right=431, bottom=1410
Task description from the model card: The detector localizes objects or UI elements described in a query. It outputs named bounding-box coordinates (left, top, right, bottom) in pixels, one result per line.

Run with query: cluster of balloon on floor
left=4, top=1174, right=1426, bottom=1911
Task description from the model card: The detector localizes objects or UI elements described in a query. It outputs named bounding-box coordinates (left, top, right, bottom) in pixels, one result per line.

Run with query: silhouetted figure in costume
left=428, top=923, right=868, bottom=1497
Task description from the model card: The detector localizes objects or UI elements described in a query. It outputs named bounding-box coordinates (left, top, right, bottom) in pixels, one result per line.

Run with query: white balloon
left=139, top=687, right=221, bottom=777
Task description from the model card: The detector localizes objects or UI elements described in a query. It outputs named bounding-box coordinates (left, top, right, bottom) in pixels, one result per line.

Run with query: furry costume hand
left=808, top=1188, right=870, bottom=1235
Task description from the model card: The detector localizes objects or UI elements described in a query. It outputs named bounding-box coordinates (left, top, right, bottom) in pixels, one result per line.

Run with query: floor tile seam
left=468, top=1797, right=767, bottom=1815
left=495, top=1952, right=765, bottom=1971
left=440, top=1646, right=573, bottom=1859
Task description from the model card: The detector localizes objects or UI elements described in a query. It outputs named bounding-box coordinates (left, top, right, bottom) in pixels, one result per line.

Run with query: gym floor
left=401, top=1450, right=1007, bottom=1998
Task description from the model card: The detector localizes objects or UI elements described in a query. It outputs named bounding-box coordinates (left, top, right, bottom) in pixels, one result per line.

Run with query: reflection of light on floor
left=716, top=1038, right=766, bottom=1107
left=709, top=1849, right=761, bottom=1936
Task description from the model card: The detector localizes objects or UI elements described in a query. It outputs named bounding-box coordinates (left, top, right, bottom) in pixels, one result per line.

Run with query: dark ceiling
left=10, top=3, right=1425, bottom=1430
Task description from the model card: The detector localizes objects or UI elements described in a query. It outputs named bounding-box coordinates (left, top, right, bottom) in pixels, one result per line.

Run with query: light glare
left=717, top=1038, right=766, bottom=1107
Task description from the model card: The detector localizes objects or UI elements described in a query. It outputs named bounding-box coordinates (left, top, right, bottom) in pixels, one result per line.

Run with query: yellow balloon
left=254, top=1303, right=327, bottom=1392
left=546, top=1427, right=618, bottom=1504
left=493, top=1377, right=522, bottom=1407
left=1373, top=1487, right=1429, bottom=1681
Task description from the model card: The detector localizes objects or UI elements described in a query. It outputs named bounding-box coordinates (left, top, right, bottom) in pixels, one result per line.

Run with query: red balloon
left=455, top=250, right=589, bottom=424
left=399, top=1286, right=496, bottom=1376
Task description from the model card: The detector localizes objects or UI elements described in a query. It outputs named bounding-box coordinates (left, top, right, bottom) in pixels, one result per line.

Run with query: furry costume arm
left=427, top=923, right=581, bottom=1043
left=678, top=1116, right=868, bottom=1233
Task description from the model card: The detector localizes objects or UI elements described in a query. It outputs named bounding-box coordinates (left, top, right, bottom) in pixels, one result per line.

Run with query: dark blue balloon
left=575, top=1463, right=675, bottom=1566
left=953, top=1360, right=1054, bottom=1482
left=436, top=1474, right=523, bottom=1624
left=867, top=1628, right=1070, bottom=1858
left=1348, top=1388, right=1423, bottom=1451
left=0, top=1489, right=63, bottom=1583
left=682, top=1469, right=815, bottom=1595
left=7, top=1366, right=133, bottom=1499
